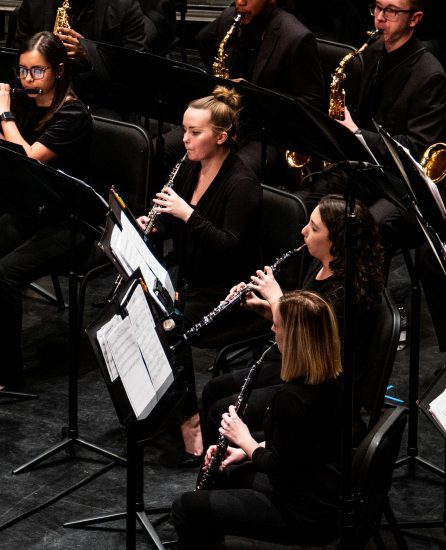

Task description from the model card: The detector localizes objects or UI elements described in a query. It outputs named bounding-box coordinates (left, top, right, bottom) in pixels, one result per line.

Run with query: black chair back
left=88, top=116, right=152, bottom=215
left=356, top=290, right=401, bottom=429
left=316, top=38, right=364, bottom=115
left=352, top=406, right=408, bottom=548
left=261, top=185, right=308, bottom=290
left=215, top=407, right=408, bottom=550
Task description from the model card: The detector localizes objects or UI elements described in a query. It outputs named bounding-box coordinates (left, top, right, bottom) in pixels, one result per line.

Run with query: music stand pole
left=11, top=174, right=126, bottom=475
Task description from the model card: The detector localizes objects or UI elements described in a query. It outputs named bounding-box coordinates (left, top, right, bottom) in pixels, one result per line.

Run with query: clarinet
left=144, top=152, right=187, bottom=235
left=171, top=244, right=306, bottom=351
left=196, top=343, right=276, bottom=490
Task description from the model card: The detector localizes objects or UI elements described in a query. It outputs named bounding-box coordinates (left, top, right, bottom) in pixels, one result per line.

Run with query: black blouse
left=160, top=152, right=262, bottom=289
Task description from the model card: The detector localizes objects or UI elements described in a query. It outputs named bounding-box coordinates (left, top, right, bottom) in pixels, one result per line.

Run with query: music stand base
left=395, top=454, right=444, bottom=477
left=64, top=507, right=171, bottom=550
left=13, top=435, right=126, bottom=475
left=0, top=390, right=38, bottom=401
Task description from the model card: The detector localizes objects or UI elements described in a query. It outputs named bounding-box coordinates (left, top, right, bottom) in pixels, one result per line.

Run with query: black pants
left=0, top=213, right=91, bottom=387
left=172, top=462, right=320, bottom=550
left=177, top=284, right=270, bottom=419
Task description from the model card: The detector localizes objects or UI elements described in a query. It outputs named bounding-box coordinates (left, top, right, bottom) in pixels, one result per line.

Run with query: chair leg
left=383, top=499, right=409, bottom=550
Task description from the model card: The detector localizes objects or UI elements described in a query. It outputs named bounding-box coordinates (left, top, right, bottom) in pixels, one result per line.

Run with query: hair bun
left=212, top=85, right=241, bottom=111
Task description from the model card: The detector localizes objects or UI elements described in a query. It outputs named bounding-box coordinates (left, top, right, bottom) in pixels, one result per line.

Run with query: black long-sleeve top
left=252, top=376, right=343, bottom=531
left=158, top=152, right=262, bottom=290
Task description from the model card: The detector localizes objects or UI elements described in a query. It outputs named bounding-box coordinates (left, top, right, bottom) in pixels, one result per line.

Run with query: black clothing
left=195, top=6, right=324, bottom=182
left=0, top=98, right=93, bottom=388
left=17, top=98, right=92, bottom=181
left=172, top=376, right=343, bottom=549
left=201, top=259, right=344, bottom=447
left=165, top=153, right=262, bottom=291
left=158, top=152, right=263, bottom=416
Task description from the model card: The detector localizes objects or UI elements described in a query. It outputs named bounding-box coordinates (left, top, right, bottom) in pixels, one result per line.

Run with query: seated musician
left=160, top=0, right=325, bottom=186
left=138, top=86, right=264, bottom=465
left=172, top=290, right=343, bottom=549
left=0, top=31, right=93, bottom=391
left=201, top=194, right=385, bottom=448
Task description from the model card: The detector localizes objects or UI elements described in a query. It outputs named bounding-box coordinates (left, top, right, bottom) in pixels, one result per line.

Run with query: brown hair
left=279, top=290, right=342, bottom=385
left=188, top=86, right=240, bottom=148
left=17, top=31, right=74, bottom=131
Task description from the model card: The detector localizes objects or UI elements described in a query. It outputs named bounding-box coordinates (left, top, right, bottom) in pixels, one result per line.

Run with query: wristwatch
left=0, top=111, right=15, bottom=122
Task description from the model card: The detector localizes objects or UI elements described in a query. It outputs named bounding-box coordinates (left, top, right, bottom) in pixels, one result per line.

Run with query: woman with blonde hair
left=139, top=86, right=262, bottom=465
left=172, top=290, right=343, bottom=548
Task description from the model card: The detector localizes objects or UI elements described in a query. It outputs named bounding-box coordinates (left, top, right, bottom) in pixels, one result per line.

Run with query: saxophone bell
left=53, top=0, right=71, bottom=35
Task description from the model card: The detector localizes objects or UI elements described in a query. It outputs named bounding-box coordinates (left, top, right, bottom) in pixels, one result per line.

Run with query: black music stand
left=0, top=46, right=17, bottom=84
left=63, top=272, right=187, bottom=550
left=377, top=125, right=446, bottom=479
left=0, top=146, right=127, bottom=530
left=79, top=39, right=374, bottom=173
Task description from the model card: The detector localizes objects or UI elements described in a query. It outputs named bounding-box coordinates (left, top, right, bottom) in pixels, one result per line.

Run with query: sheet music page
left=96, top=314, right=121, bottom=381
left=429, top=388, right=446, bottom=432
left=110, top=222, right=168, bottom=313
left=126, top=284, right=174, bottom=398
left=121, top=215, right=175, bottom=301
left=107, top=316, right=157, bottom=419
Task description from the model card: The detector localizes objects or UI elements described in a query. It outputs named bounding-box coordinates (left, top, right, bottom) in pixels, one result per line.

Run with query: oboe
left=171, top=244, right=306, bottom=350
left=143, top=152, right=187, bottom=235
left=196, top=342, right=276, bottom=490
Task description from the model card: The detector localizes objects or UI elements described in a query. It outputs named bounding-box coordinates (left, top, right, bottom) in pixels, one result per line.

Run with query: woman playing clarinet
left=138, top=86, right=263, bottom=465
left=172, top=290, right=343, bottom=548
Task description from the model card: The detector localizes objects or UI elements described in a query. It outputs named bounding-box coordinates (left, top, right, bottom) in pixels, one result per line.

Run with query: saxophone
left=53, top=0, right=71, bottom=34
left=329, top=29, right=381, bottom=120
left=212, top=13, right=243, bottom=79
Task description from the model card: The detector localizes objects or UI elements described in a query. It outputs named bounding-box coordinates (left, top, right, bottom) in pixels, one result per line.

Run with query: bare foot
left=180, top=413, right=203, bottom=456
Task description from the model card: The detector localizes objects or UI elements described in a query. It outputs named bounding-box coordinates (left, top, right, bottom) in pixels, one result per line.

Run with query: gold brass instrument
left=420, top=143, right=446, bottom=185
left=53, top=0, right=71, bottom=34
left=329, top=29, right=381, bottom=120
left=212, top=13, right=243, bottom=79
left=285, top=29, right=381, bottom=174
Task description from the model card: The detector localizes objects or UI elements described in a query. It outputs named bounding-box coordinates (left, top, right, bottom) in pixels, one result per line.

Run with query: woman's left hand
left=152, top=187, right=194, bottom=222
left=56, top=28, right=88, bottom=60
left=0, top=83, right=11, bottom=114
left=249, top=266, right=283, bottom=304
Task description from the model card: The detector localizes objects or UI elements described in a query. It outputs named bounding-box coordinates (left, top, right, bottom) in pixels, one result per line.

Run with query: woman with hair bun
left=139, top=86, right=263, bottom=464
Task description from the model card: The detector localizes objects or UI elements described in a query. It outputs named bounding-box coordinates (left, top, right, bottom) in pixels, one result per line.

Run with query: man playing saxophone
left=195, top=0, right=325, bottom=180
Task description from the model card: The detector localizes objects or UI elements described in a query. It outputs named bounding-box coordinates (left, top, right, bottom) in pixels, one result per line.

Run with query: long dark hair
left=318, top=194, right=385, bottom=308
left=16, top=31, right=74, bottom=131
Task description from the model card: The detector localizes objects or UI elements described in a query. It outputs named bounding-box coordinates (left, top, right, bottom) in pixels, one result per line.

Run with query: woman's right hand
left=203, top=445, right=246, bottom=471
left=0, top=83, right=11, bottom=114
left=249, top=266, right=283, bottom=304
left=136, top=215, right=157, bottom=233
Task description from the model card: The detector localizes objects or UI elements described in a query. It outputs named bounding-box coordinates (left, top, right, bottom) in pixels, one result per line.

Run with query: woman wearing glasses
left=0, top=31, right=92, bottom=392
left=0, top=30, right=92, bottom=178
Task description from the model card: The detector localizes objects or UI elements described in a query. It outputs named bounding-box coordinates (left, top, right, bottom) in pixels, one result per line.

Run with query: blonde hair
left=279, top=290, right=342, bottom=385
left=188, top=86, right=240, bottom=148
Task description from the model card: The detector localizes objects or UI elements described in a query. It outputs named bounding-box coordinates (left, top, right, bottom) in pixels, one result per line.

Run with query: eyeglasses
left=369, top=3, right=415, bottom=21
left=16, top=66, right=51, bottom=80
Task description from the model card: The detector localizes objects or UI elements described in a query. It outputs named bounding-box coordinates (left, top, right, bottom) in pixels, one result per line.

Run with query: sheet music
left=126, top=284, right=174, bottom=399
left=429, top=389, right=446, bottom=432
left=96, top=314, right=121, bottom=381
left=107, top=316, right=157, bottom=419
left=109, top=215, right=175, bottom=313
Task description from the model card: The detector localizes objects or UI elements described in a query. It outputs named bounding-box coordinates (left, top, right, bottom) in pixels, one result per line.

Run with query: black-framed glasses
left=369, top=3, right=415, bottom=21
left=16, top=66, right=51, bottom=80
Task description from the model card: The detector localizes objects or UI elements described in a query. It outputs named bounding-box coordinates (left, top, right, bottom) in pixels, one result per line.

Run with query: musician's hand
left=0, top=82, right=11, bottom=114
left=152, top=187, right=194, bottom=222
left=249, top=266, right=283, bottom=304
left=56, top=28, right=88, bottom=60
left=219, top=406, right=260, bottom=460
left=219, top=446, right=247, bottom=470
left=225, top=282, right=248, bottom=302
left=136, top=215, right=158, bottom=233
left=336, top=105, right=359, bottom=134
